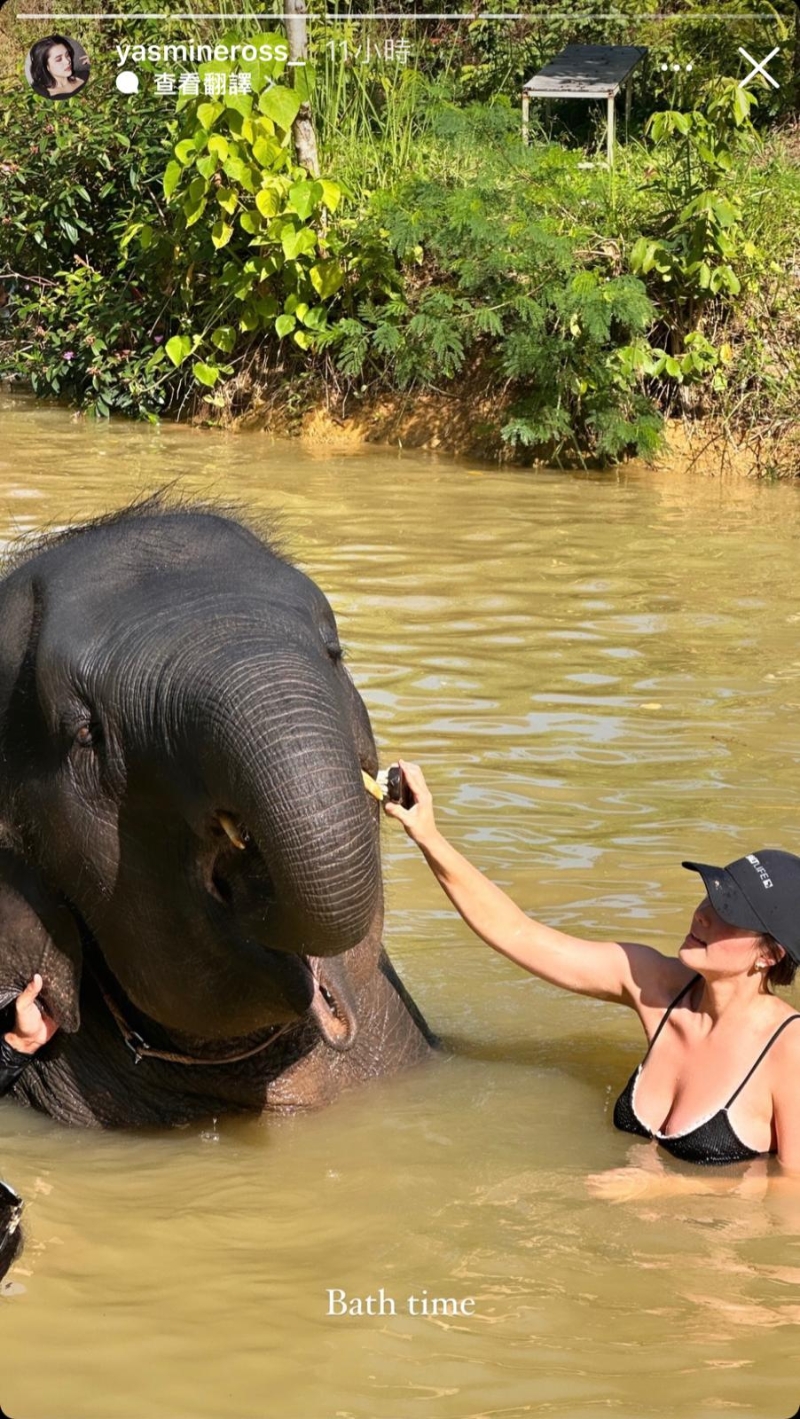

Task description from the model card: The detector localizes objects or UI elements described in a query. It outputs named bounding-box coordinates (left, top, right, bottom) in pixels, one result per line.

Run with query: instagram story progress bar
left=15, top=8, right=799, bottom=18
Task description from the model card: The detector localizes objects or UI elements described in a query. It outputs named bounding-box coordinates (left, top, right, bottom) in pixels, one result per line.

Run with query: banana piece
left=218, top=812, right=246, bottom=849
left=362, top=770, right=385, bottom=802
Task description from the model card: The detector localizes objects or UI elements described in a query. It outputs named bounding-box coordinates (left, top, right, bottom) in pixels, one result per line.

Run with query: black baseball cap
left=682, top=850, right=800, bottom=962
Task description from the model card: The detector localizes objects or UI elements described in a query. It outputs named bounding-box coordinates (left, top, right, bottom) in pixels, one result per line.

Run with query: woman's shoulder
left=624, top=943, right=697, bottom=1007
left=617, top=943, right=697, bottom=1024
left=766, top=1002, right=800, bottom=1055
left=764, top=1007, right=800, bottom=1117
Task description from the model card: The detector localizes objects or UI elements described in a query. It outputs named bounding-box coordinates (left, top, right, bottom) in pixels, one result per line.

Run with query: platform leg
left=625, top=78, right=632, bottom=126
left=606, top=94, right=615, bottom=166
left=522, top=93, right=530, bottom=147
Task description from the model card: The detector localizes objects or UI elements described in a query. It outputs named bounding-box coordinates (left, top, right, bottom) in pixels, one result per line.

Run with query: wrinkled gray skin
left=0, top=502, right=434, bottom=1145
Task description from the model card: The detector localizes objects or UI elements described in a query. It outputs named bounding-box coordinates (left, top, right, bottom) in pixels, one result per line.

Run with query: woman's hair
left=760, top=933, right=797, bottom=989
left=29, top=35, right=81, bottom=93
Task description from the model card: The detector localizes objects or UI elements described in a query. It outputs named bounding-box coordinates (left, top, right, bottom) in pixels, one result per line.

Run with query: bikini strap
left=725, top=1014, right=800, bottom=1109
left=644, top=973, right=700, bottom=1057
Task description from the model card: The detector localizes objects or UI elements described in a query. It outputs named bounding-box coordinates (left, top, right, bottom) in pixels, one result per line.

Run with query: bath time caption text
left=327, top=1288, right=476, bottom=1317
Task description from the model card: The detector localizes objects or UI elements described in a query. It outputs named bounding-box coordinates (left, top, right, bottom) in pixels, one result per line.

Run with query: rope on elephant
left=95, top=975, right=295, bottom=1068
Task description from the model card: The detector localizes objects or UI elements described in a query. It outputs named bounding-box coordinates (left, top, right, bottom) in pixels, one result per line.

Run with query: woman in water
left=29, top=35, right=88, bottom=100
left=384, top=762, right=800, bottom=1185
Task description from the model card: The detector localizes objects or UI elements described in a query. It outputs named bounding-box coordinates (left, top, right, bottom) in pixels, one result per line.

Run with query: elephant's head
left=0, top=502, right=385, bottom=1052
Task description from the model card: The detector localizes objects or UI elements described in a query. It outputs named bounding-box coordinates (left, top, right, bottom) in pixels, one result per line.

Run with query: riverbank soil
left=231, top=378, right=800, bottom=477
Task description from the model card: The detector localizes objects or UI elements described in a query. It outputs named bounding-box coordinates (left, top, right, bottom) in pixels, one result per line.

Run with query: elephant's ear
left=0, top=575, right=80, bottom=1029
left=0, top=573, right=37, bottom=724
left=0, top=851, right=82, bottom=1033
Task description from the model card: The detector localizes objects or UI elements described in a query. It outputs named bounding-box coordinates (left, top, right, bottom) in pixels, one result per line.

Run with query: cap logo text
left=746, top=854, right=773, bottom=889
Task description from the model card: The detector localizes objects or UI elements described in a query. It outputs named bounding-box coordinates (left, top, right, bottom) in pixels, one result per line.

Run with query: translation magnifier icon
left=116, top=70, right=139, bottom=94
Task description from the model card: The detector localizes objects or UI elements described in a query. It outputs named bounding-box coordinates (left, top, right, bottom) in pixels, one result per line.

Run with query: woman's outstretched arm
left=383, top=760, right=689, bottom=1009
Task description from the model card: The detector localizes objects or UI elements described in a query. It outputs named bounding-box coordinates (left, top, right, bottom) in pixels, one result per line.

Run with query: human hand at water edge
left=382, top=760, right=438, bottom=848
left=586, top=1165, right=775, bottom=1204
left=4, top=974, right=59, bottom=1055
left=586, top=1166, right=679, bottom=1203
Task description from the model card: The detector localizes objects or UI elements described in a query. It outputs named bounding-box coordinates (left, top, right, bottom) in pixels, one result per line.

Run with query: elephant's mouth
left=209, top=812, right=360, bottom=1053
left=304, top=955, right=358, bottom=1053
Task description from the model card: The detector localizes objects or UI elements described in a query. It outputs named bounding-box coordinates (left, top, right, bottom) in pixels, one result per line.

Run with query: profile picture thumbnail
left=25, top=34, right=90, bottom=101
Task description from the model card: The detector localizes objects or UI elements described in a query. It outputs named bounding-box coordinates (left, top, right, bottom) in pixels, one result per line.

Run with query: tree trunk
left=794, top=7, right=800, bottom=116
left=284, top=0, right=320, bottom=177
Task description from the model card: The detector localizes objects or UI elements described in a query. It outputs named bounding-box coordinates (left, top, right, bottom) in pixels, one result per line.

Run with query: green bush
left=1, top=18, right=797, bottom=462
left=9, top=264, right=175, bottom=418
left=0, top=81, right=172, bottom=415
left=145, top=36, right=348, bottom=401
left=629, top=84, right=760, bottom=334
left=396, top=0, right=797, bottom=126
left=333, top=113, right=662, bottom=462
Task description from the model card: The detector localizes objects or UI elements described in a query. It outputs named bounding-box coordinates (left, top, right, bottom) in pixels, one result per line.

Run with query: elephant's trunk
left=193, top=652, right=382, bottom=962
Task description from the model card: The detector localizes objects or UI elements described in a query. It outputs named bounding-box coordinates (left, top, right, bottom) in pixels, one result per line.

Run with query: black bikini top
left=613, top=974, right=800, bottom=1166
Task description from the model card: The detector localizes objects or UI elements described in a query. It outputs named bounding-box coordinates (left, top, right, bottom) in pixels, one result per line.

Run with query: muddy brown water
left=2, top=391, right=800, bottom=1419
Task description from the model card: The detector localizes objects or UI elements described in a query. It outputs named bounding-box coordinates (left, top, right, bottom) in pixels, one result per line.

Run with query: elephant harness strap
left=95, top=977, right=294, bottom=1068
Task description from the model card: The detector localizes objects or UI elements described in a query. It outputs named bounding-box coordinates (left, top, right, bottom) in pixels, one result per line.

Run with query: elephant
left=0, top=498, right=434, bottom=1273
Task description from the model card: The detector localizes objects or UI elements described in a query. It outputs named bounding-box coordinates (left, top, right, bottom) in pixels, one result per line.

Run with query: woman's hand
left=586, top=1164, right=773, bottom=1204
left=586, top=1166, right=679, bottom=1203
left=382, top=760, right=438, bottom=848
left=4, top=974, right=59, bottom=1055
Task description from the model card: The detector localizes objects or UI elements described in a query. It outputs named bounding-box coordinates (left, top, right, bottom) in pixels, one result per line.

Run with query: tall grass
left=311, top=21, right=460, bottom=199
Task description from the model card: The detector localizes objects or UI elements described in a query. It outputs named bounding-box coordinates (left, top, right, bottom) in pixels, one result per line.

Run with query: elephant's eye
left=74, top=721, right=101, bottom=749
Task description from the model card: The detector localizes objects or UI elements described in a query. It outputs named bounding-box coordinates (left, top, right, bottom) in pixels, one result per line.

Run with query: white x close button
left=738, top=46, right=780, bottom=90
